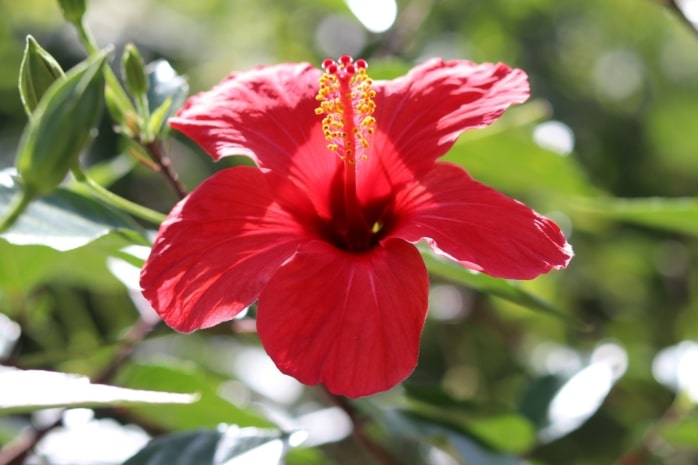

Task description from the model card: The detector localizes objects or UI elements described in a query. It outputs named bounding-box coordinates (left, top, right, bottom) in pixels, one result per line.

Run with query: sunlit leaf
left=519, top=343, right=627, bottom=443
left=116, top=361, right=273, bottom=431
left=0, top=234, right=141, bottom=295
left=145, top=59, right=188, bottom=117
left=0, top=171, right=147, bottom=251
left=0, top=367, right=196, bottom=414
left=572, top=197, right=698, bottom=237
left=123, top=426, right=297, bottom=465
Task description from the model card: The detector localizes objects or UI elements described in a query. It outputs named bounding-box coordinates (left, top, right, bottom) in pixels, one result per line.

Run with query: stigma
left=315, top=55, right=376, bottom=164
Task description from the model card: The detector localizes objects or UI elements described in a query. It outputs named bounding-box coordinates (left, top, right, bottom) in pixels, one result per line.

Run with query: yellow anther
left=315, top=56, right=376, bottom=162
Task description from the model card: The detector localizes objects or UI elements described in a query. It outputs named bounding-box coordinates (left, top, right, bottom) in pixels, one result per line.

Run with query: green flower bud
left=18, top=35, right=65, bottom=117
left=57, top=0, right=87, bottom=24
left=121, top=43, right=148, bottom=97
left=15, top=49, right=109, bottom=199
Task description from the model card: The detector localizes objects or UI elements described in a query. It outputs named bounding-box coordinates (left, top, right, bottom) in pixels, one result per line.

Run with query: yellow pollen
left=315, top=56, right=376, bottom=162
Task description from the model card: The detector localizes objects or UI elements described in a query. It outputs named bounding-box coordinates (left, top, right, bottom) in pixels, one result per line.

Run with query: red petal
left=390, top=163, right=573, bottom=279
left=170, top=63, right=322, bottom=169
left=363, top=59, right=529, bottom=190
left=170, top=63, right=342, bottom=219
left=140, top=167, right=312, bottom=332
left=257, top=239, right=429, bottom=398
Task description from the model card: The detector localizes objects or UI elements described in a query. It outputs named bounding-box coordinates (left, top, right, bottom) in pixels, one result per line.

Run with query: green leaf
left=447, top=433, right=523, bottom=465
left=0, top=171, right=147, bottom=252
left=571, top=197, right=698, bottom=237
left=116, top=361, right=274, bottom=431
left=446, top=122, right=597, bottom=200
left=0, top=367, right=196, bottom=414
left=399, top=386, right=536, bottom=454
left=123, top=427, right=296, bottom=465
left=519, top=348, right=626, bottom=443
left=0, top=234, right=137, bottom=296
left=420, top=247, right=581, bottom=326
left=284, top=447, right=335, bottom=465
left=382, top=408, right=526, bottom=463
left=659, top=413, right=698, bottom=448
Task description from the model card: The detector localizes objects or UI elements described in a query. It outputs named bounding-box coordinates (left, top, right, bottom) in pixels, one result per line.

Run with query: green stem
left=75, top=18, right=136, bottom=121
left=0, top=191, right=34, bottom=233
left=72, top=166, right=167, bottom=224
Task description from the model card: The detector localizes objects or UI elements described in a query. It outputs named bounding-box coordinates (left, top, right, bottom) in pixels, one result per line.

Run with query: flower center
left=315, top=56, right=381, bottom=252
left=315, top=55, right=376, bottom=164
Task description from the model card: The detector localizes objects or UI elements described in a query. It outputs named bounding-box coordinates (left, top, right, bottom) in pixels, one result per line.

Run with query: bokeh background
left=2, top=0, right=698, bottom=464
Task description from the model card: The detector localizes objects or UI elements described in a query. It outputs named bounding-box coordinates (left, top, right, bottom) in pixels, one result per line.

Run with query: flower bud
left=57, top=0, right=87, bottom=24
left=15, top=49, right=109, bottom=198
left=18, top=35, right=65, bottom=116
left=121, top=43, right=149, bottom=97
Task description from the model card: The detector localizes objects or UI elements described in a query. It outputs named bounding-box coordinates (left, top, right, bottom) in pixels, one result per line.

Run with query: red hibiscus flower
left=140, top=56, right=573, bottom=398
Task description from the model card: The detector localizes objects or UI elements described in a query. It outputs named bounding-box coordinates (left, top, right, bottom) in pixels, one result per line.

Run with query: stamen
left=315, top=55, right=376, bottom=163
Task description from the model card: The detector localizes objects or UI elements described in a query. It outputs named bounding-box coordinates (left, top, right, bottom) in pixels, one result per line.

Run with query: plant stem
left=71, top=166, right=167, bottom=224
left=144, top=139, right=188, bottom=200
left=324, top=389, right=403, bottom=465
left=0, top=191, right=33, bottom=233
left=75, top=19, right=187, bottom=200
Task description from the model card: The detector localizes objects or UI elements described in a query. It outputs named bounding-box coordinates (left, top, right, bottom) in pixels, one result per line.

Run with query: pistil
left=315, top=55, right=377, bottom=249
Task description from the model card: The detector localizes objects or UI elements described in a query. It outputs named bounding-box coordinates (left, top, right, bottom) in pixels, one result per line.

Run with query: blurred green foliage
left=1, top=0, right=698, bottom=464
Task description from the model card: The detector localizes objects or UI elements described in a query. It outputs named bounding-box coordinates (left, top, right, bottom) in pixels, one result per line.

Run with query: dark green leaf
left=0, top=367, right=196, bottom=414
left=116, top=361, right=273, bottom=431
left=420, top=247, right=582, bottom=326
left=123, top=427, right=294, bottom=465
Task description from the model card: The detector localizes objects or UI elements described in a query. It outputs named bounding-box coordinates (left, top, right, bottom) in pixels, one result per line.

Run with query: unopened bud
left=57, top=0, right=87, bottom=24
left=121, top=43, right=149, bottom=97
left=16, top=49, right=109, bottom=198
left=18, top=35, right=65, bottom=116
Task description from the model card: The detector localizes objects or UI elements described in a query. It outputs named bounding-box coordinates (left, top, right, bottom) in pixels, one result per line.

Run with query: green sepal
left=121, top=43, right=149, bottom=97
left=15, top=49, right=110, bottom=199
left=57, top=0, right=87, bottom=24
left=18, top=35, right=65, bottom=117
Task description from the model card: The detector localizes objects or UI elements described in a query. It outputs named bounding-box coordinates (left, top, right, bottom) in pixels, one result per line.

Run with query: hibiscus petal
left=257, top=239, right=429, bottom=398
left=169, top=63, right=342, bottom=219
left=390, top=163, right=573, bottom=279
left=367, top=59, right=529, bottom=186
left=140, top=166, right=312, bottom=332
left=169, top=63, right=322, bottom=169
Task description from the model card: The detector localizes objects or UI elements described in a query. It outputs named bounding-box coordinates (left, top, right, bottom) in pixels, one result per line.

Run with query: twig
left=324, top=389, right=403, bottom=465
left=144, top=140, right=188, bottom=200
